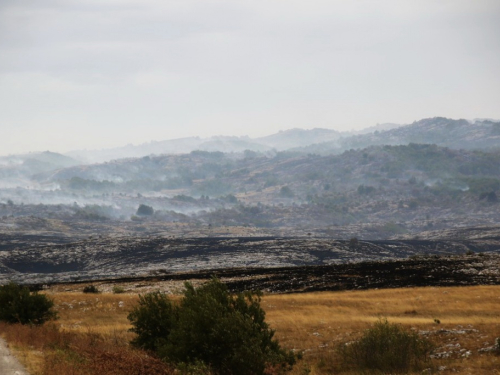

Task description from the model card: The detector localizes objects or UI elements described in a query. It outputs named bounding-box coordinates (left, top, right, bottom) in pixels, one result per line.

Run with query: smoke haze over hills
left=1, top=1, right=499, bottom=154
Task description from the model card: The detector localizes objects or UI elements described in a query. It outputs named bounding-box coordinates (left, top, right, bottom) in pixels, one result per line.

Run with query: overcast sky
left=1, top=0, right=500, bottom=155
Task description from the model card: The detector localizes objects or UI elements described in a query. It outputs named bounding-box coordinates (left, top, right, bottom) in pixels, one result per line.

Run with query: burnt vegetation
left=2, top=117, right=500, bottom=373
left=1, top=118, right=500, bottom=242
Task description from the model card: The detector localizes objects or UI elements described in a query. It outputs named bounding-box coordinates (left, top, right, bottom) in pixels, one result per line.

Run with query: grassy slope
left=1, top=285, right=500, bottom=374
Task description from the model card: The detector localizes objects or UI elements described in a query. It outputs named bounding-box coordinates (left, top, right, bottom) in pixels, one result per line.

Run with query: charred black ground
left=1, top=234, right=499, bottom=292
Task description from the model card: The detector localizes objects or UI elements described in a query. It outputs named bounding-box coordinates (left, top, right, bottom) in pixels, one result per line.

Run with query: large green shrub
left=338, top=319, right=434, bottom=374
left=128, top=278, right=295, bottom=375
left=136, top=204, right=154, bottom=216
left=0, top=282, right=57, bottom=325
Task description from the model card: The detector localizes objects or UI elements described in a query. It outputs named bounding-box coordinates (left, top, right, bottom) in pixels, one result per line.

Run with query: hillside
left=64, top=128, right=342, bottom=163
left=1, top=142, right=499, bottom=239
left=63, top=117, right=500, bottom=164
left=2, top=233, right=500, bottom=285
left=0, top=151, right=81, bottom=189
left=298, top=117, right=500, bottom=154
left=2, top=117, right=500, bottom=241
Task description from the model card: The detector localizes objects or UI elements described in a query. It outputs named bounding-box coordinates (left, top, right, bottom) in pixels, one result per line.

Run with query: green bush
left=136, top=204, right=154, bottom=216
left=128, top=278, right=295, bottom=375
left=279, top=186, right=294, bottom=198
left=338, top=319, right=434, bottom=374
left=83, top=285, right=100, bottom=294
left=112, top=286, right=125, bottom=294
left=0, top=282, right=57, bottom=325
left=129, top=291, right=178, bottom=352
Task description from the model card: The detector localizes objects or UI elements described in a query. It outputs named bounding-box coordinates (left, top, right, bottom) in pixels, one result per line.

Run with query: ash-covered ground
left=1, top=231, right=500, bottom=291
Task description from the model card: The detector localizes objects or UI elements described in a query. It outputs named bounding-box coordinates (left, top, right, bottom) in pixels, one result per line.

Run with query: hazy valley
left=0, top=116, right=500, bottom=286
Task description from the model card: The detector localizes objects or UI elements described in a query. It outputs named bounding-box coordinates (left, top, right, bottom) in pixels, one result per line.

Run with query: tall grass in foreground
left=0, top=322, right=173, bottom=375
left=2, top=285, right=500, bottom=374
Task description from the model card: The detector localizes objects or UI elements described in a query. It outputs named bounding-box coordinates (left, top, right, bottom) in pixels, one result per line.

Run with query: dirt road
left=0, top=338, right=29, bottom=375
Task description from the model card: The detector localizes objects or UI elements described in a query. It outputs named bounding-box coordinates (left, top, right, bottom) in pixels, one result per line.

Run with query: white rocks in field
left=459, top=268, right=479, bottom=275
left=430, top=351, right=450, bottom=359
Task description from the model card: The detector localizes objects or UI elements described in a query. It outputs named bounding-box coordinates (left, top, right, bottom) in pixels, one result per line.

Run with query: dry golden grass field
left=1, top=284, right=500, bottom=374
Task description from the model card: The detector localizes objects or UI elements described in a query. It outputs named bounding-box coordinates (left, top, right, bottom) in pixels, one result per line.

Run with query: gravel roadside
left=0, top=338, right=29, bottom=375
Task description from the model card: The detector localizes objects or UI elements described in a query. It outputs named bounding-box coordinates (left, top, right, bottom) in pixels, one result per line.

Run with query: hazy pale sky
left=1, top=0, right=500, bottom=155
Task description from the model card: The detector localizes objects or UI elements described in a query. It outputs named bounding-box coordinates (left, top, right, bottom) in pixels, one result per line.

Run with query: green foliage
left=172, top=194, right=198, bottom=203
left=338, top=319, right=434, bottom=374
left=479, top=191, right=498, bottom=203
left=128, top=278, right=295, bottom=375
left=279, top=186, right=294, bottom=198
left=0, top=282, right=57, bottom=325
left=112, top=286, right=125, bottom=294
left=83, top=285, right=100, bottom=294
left=128, top=292, right=178, bottom=352
left=73, top=204, right=113, bottom=221
left=220, top=194, right=238, bottom=203
left=136, top=204, right=154, bottom=216
left=66, top=177, right=116, bottom=192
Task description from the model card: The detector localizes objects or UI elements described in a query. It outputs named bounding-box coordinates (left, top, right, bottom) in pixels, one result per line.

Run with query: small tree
left=349, top=237, right=359, bottom=250
left=83, top=285, right=100, bottom=294
left=0, top=282, right=57, bottom=325
left=128, top=278, right=295, bottom=375
left=279, top=186, right=294, bottom=198
left=136, top=204, right=154, bottom=216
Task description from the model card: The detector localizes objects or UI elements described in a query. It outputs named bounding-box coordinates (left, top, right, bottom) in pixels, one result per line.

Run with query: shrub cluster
left=128, top=278, right=295, bottom=375
left=112, top=286, right=125, bottom=294
left=83, top=285, right=100, bottom=294
left=338, top=319, right=434, bottom=374
left=0, top=282, right=57, bottom=325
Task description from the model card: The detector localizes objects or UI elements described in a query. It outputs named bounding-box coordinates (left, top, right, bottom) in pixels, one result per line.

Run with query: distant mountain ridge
left=296, top=117, right=500, bottom=154
left=65, top=117, right=500, bottom=163
left=65, top=128, right=345, bottom=163
left=0, top=151, right=80, bottom=188
left=4, top=117, right=500, bottom=169
left=255, top=128, right=342, bottom=150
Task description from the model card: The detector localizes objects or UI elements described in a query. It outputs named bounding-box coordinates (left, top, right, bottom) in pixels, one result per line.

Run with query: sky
left=1, top=0, right=500, bottom=155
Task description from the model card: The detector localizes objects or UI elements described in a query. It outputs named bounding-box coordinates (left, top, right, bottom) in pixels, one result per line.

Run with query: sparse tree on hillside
left=136, top=204, right=154, bottom=216
left=349, top=237, right=359, bottom=250
left=279, top=186, right=294, bottom=198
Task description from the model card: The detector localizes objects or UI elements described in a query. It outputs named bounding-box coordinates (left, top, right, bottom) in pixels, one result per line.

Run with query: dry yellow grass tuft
left=1, top=285, right=500, bottom=374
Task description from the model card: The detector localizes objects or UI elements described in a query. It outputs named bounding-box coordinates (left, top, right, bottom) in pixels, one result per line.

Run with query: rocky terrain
left=1, top=229, right=500, bottom=287
left=2, top=117, right=500, bottom=292
left=40, top=252, right=500, bottom=295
